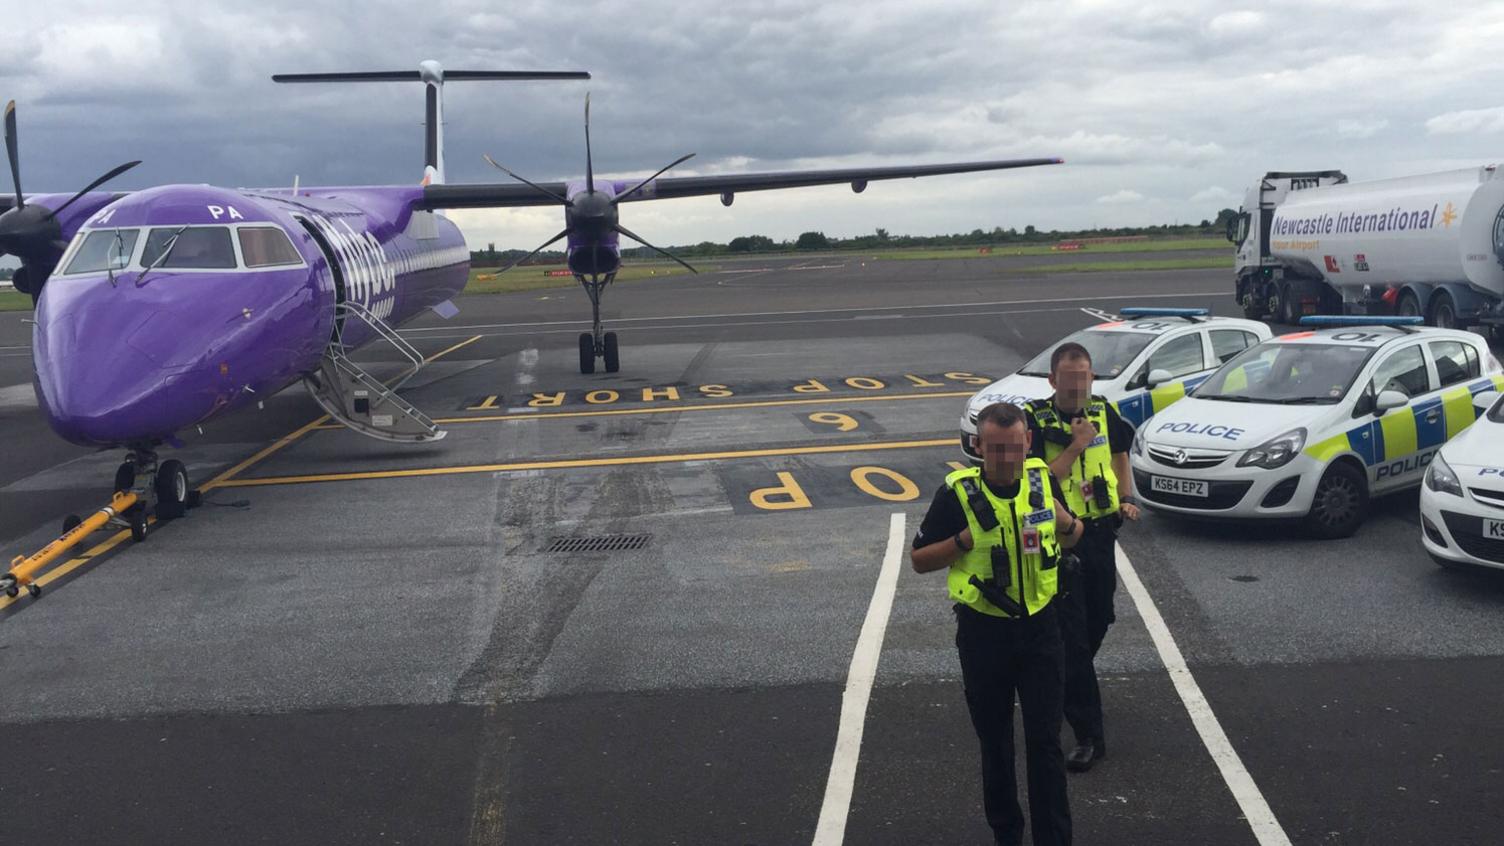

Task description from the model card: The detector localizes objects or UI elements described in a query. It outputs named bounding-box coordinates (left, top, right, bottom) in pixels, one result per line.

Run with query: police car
left=959, top=308, right=1272, bottom=462
left=1130, top=316, right=1504, bottom=538
left=1420, top=388, right=1504, bottom=570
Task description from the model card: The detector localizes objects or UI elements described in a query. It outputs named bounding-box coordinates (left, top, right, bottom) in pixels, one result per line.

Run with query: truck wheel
left=1396, top=290, right=1422, bottom=320
left=1277, top=283, right=1300, bottom=325
left=1304, top=463, right=1368, bottom=539
left=1427, top=291, right=1457, bottom=329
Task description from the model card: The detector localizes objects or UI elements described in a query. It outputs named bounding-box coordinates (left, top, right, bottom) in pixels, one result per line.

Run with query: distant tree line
left=471, top=209, right=1240, bottom=265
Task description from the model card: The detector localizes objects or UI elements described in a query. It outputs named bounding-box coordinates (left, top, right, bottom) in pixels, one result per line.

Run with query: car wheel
left=1304, top=462, right=1368, bottom=539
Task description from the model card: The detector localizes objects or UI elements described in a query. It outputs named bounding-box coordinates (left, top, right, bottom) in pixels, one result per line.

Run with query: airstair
left=302, top=301, right=446, bottom=443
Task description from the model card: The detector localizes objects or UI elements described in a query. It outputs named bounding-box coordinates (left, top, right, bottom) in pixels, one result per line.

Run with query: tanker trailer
left=1229, top=166, right=1504, bottom=337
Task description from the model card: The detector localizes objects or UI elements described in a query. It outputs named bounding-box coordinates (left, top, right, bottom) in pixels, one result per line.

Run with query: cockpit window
left=239, top=226, right=303, bottom=267
left=62, top=229, right=140, bottom=275
left=141, top=226, right=237, bottom=269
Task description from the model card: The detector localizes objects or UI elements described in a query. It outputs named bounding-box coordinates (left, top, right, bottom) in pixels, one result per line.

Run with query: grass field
left=463, top=262, right=711, bottom=294
left=862, top=237, right=1225, bottom=261
left=0, top=290, right=30, bottom=312
left=1003, top=256, right=1233, bottom=274
left=0, top=239, right=1231, bottom=307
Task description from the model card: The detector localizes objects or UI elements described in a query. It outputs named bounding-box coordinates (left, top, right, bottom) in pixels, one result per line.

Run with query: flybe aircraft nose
left=30, top=267, right=324, bottom=447
left=31, top=280, right=195, bottom=445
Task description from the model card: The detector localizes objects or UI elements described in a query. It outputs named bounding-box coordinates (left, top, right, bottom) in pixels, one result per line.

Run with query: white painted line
left=399, top=290, right=1227, bottom=334
left=1080, top=306, right=1118, bottom=322
left=1115, top=542, right=1292, bottom=846
left=812, top=511, right=906, bottom=846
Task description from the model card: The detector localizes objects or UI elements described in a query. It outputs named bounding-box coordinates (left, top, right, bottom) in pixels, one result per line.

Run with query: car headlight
left=1131, top=430, right=1145, bottom=457
left=1236, top=428, right=1307, bottom=469
left=1425, top=453, right=1464, bottom=497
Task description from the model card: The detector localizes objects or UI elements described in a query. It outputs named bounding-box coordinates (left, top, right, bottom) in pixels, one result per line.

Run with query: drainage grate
left=547, top=534, right=653, bottom=554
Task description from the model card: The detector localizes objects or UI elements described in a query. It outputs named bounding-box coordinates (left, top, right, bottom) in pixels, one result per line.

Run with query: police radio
left=963, top=480, right=999, bottom=531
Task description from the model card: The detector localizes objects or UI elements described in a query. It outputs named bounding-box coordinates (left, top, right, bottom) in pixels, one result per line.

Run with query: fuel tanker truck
left=1229, top=166, right=1504, bottom=337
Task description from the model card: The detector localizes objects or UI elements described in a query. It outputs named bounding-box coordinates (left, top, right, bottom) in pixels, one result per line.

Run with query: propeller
left=481, top=94, right=699, bottom=276
left=0, top=100, right=141, bottom=301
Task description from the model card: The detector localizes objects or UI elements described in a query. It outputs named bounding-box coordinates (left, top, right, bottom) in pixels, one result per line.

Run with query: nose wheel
left=577, top=272, right=621, bottom=374
left=102, top=449, right=200, bottom=542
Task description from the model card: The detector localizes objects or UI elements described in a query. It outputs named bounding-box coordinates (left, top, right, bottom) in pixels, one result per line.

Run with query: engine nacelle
left=720, top=192, right=734, bottom=207
left=851, top=180, right=867, bottom=194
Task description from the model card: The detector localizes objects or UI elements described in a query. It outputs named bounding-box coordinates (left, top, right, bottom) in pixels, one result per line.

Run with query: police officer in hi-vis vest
left=912, top=401, right=1084, bottom=846
left=1024, top=341, right=1140, bottom=774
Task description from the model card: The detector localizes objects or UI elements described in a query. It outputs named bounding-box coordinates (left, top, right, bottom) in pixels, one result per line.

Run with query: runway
left=2, top=253, right=1502, bottom=845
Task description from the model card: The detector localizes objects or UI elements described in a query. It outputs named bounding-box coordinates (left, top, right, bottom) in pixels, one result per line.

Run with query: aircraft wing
left=420, top=157, right=1062, bottom=210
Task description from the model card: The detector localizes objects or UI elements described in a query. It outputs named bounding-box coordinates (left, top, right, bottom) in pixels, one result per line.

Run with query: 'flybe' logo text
left=1156, top=421, right=1246, bottom=441
left=1273, top=202, right=1454, bottom=237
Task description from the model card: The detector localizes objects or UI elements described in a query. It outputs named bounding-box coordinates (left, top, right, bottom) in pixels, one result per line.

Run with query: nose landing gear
left=102, top=448, right=200, bottom=541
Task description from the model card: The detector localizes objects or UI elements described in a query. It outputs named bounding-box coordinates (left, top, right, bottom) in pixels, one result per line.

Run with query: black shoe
left=1066, top=739, right=1105, bottom=772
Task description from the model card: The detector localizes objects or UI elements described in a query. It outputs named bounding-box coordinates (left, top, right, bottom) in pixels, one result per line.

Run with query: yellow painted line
left=199, top=415, right=333, bottom=491
left=0, top=518, right=153, bottom=612
left=311, top=389, right=974, bottom=429
left=216, top=438, right=957, bottom=489
left=420, top=334, right=484, bottom=364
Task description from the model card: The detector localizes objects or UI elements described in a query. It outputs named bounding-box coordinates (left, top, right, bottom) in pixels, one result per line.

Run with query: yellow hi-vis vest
left=1026, top=397, right=1120, bottom=519
left=945, top=458, right=1061, bottom=618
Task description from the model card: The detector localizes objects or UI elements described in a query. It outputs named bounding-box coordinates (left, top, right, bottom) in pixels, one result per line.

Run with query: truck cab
left=1229, top=170, right=1348, bottom=325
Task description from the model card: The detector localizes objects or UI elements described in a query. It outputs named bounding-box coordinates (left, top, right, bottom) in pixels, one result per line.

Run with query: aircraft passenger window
left=239, top=227, right=303, bottom=267
left=1427, top=341, right=1479, bottom=388
left=141, top=226, right=237, bottom=269
left=1210, top=329, right=1258, bottom=364
left=63, top=229, right=140, bottom=275
left=1145, top=334, right=1206, bottom=380
left=1370, top=346, right=1430, bottom=398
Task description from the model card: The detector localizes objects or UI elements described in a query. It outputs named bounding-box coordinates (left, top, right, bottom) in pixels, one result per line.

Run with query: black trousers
left=1059, top=520, right=1118, bottom=746
left=955, top=602, right=1072, bottom=846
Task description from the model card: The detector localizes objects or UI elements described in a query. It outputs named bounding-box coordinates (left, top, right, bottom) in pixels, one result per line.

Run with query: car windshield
left=1194, top=342, right=1376, bottom=404
left=1018, top=329, right=1156, bottom=378
left=62, top=228, right=139, bottom=275
left=140, top=226, right=238, bottom=269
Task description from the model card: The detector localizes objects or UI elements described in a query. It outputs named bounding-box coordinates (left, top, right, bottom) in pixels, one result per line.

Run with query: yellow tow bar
left=2, top=491, right=140, bottom=600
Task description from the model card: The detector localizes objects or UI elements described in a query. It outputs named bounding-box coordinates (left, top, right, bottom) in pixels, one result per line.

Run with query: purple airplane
left=0, top=61, right=1061, bottom=538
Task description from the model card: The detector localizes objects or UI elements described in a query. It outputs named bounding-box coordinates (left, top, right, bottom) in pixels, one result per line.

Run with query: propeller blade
left=614, top=224, right=698, bottom=274
left=496, top=228, right=572, bottom=274
left=613, top=153, right=696, bottom=205
left=45, top=160, right=142, bottom=221
left=481, top=154, right=569, bottom=204
left=584, top=93, right=594, bottom=194
left=5, top=100, right=21, bottom=209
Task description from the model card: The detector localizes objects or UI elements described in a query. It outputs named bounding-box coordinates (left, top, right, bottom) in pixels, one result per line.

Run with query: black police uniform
left=1026, top=399, right=1134, bottom=759
left=913, top=471, right=1074, bottom=846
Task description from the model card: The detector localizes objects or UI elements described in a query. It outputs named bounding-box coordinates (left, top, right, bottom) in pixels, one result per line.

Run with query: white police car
left=1420, top=388, right=1504, bottom=570
left=1130, top=316, right=1504, bottom=538
left=959, top=308, right=1272, bottom=461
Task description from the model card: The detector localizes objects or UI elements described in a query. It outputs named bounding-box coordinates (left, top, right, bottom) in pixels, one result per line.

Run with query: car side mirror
left=1374, top=389, right=1409, bottom=415
left=1474, top=389, right=1501, bottom=415
left=1146, top=369, right=1174, bottom=389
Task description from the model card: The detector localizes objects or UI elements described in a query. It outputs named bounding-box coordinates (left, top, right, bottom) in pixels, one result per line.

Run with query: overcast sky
left=9, top=1, right=1504, bottom=250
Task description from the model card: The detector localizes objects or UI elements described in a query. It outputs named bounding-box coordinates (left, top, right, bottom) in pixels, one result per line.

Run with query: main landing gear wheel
left=603, top=332, right=619, bottom=373
left=579, top=333, right=596, bottom=375
left=576, top=271, right=620, bottom=374
left=1304, top=463, right=1368, bottom=539
left=154, top=459, right=189, bottom=520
